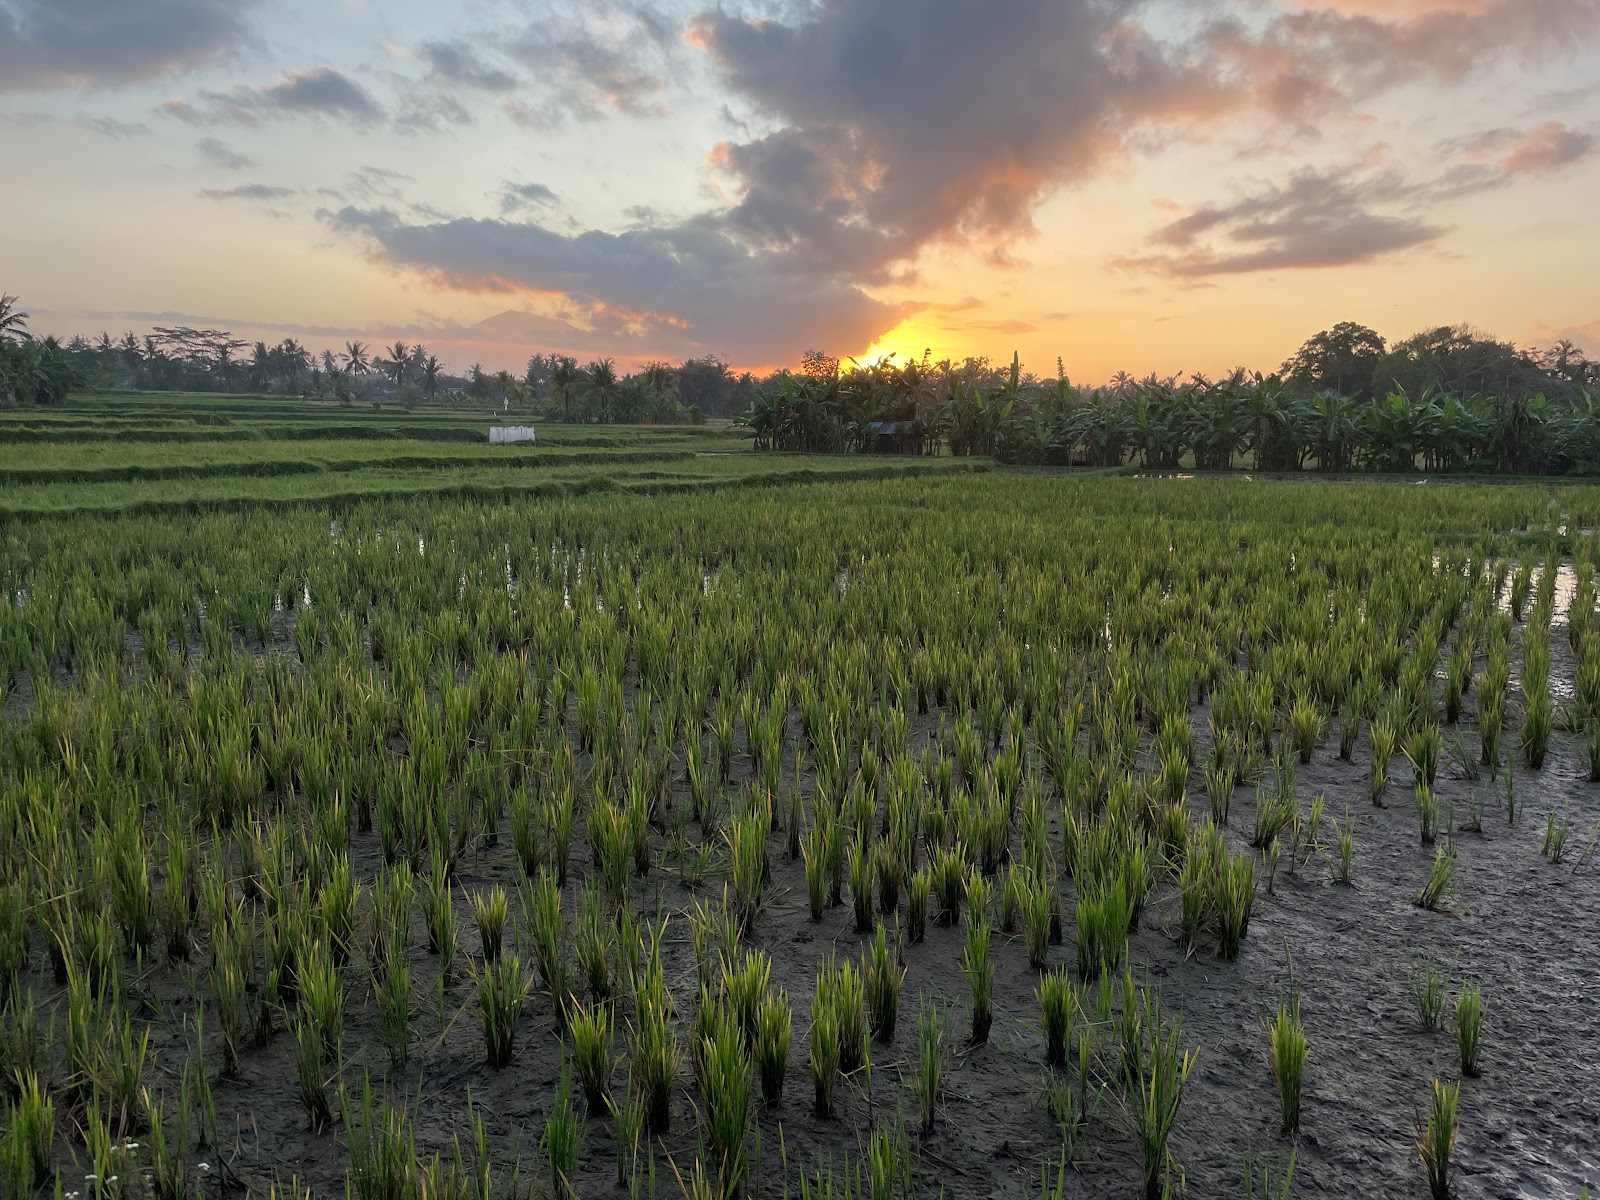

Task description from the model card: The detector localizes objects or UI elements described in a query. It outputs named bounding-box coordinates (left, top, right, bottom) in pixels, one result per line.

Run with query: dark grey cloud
left=418, top=41, right=519, bottom=92
left=161, top=66, right=382, bottom=127
left=0, top=0, right=258, bottom=90
left=196, top=136, right=251, bottom=170
left=1122, top=167, right=1448, bottom=276
left=1462, top=121, right=1596, bottom=172
left=323, top=206, right=904, bottom=364
left=199, top=183, right=295, bottom=202
left=501, top=182, right=560, bottom=213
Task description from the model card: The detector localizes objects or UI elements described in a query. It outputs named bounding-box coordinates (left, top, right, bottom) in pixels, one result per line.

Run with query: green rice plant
left=144, top=1088, right=192, bottom=1200
left=1406, top=723, right=1443, bottom=787
left=935, top=845, right=965, bottom=926
left=963, top=914, right=994, bottom=1044
left=1215, top=852, right=1255, bottom=962
left=1522, top=691, right=1553, bottom=769
left=699, top=1011, right=751, bottom=1195
left=574, top=880, right=613, bottom=1002
left=1023, top=868, right=1053, bottom=969
left=864, top=921, right=904, bottom=1045
left=526, top=870, right=570, bottom=1022
left=1415, top=783, right=1439, bottom=845
left=1134, top=1021, right=1195, bottom=1200
left=628, top=926, right=678, bottom=1135
left=803, top=812, right=830, bottom=923
left=470, top=886, right=508, bottom=964
left=606, top=1078, right=646, bottom=1190
left=1410, top=963, right=1449, bottom=1032
left=1479, top=688, right=1504, bottom=770
left=424, top=853, right=457, bottom=986
left=374, top=948, right=411, bottom=1067
left=728, top=807, right=768, bottom=929
left=545, top=783, right=575, bottom=888
left=1369, top=718, right=1395, bottom=805
left=541, top=1059, right=586, bottom=1200
left=1415, top=846, right=1457, bottom=911
left=1204, top=747, right=1235, bottom=826
left=3, top=1070, right=52, bottom=1191
left=850, top=836, right=875, bottom=933
left=474, top=952, right=532, bottom=1068
left=1075, top=877, right=1131, bottom=980
left=726, top=948, right=772, bottom=1047
left=832, top=958, right=869, bottom=1073
left=1287, top=693, right=1322, bottom=764
left=293, top=1011, right=334, bottom=1129
left=1037, top=970, right=1078, bottom=1068
left=568, top=997, right=613, bottom=1108
left=1416, top=1078, right=1459, bottom=1200
left=1251, top=790, right=1295, bottom=849
left=875, top=841, right=904, bottom=920
left=1241, top=1149, right=1297, bottom=1200
left=345, top=1081, right=418, bottom=1200
left=907, top=868, right=931, bottom=944
left=1456, top=985, right=1485, bottom=1077
left=511, top=786, right=541, bottom=877
left=1266, top=995, right=1307, bottom=1134
left=1333, top=807, right=1354, bottom=885
left=1543, top=809, right=1572, bottom=862
left=916, top=996, right=944, bottom=1133
left=756, top=988, right=792, bottom=1105
left=809, top=984, right=841, bottom=1119
left=1176, top=843, right=1211, bottom=950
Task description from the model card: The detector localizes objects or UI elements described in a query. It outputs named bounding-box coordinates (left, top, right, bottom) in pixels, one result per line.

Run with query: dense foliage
left=0, top=296, right=79, bottom=407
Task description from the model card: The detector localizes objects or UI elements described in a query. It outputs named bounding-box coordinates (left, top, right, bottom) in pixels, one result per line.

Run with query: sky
left=2, top=0, right=1599, bottom=383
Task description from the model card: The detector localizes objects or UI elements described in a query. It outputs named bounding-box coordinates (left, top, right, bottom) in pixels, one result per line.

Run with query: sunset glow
left=2, top=0, right=1597, bottom=382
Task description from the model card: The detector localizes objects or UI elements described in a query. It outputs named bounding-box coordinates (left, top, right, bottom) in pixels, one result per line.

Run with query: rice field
left=1, top=400, right=1597, bottom=1199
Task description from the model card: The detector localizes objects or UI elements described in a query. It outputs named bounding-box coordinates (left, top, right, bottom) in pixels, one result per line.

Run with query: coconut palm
left=421, top=355, right=442, bottom=402
left=0, top=294, right=31, bottom=344
left=344, top=340, right=370, bottom=375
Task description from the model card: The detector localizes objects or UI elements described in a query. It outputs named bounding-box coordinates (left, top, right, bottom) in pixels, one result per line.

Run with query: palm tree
left=551, top=356, right=580, bottom=422
left=421, top=355, right=441, bottom=402
left=386, top=341, right=410, bottom=390
left=344, top=340, right=370, bottom=374
left=583, top=358, right=618, bottom=422
left=0, top=294, right=31, bottom=344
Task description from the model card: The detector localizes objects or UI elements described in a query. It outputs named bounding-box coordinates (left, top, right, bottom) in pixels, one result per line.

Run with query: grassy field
left=0, top=396, right=1596, bottom=1200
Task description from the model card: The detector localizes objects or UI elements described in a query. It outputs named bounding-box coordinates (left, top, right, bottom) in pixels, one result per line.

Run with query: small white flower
left=85, top=1175, right=98, bottom=1182
left=107, top=1178, right=118, bottom=1185
left=198, top=1163, right=211, bottom=1172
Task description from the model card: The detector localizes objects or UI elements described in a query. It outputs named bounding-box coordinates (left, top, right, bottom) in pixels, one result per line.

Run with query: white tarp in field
left=490, top=426, right=537, bottom=445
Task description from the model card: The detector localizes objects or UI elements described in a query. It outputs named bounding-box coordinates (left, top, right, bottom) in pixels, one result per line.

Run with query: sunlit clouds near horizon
left=2, top=0, right=1598, bottom=381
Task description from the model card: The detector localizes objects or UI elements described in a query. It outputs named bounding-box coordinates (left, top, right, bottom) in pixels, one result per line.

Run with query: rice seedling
left=1241, top=1149, right=1297, bottom=1200
left=470, top=886, right=508, bottom=964
left=803, top=813, right=830, bottom=923
left=1456, top=984, right=1485, bottom=1077
left=1369, top=719, right=1395, bottom=805
left=907, top=868, right=931, bottom=945
left=1134, top=1020, right=1196, bottom=1200
left=574, top=880, right=613, bottom=1002
left=1406, top=723, right=1442, bottom=787
left=963, top=914, right=994, bottom=1045
left=832, top=959, right=869, bottom=1073
left=423, top=853, right=457, bottom=986
left=541, top=1059, right=586, bottom=1200
left=1410, top=963, right=1449, bottom=1032
left=1287, top=693, right=1322, bottom=764
left=629, top=926, right=678, bottom=1135
left=526, top=871, right=570, bottom=1021
left=1076, top=877, right=1131, bottom=980
left=1523, top=691, right=1553, bottom=768
left=374, top=949, right=411, bottom=1067
left=1415, top=783, right=1439, bottom=844
left=1333, top=807, right=1354, bottom=885
left=293, top=1011, right=335, bottom=1129
left=1266, top=994, right=1307, bottom=1134
left=1251, top=790, right=1296, bottom=849
left=568, top=997, right=613, bottom=1108
left=699, top=1010, right=751, bottom=1195
left=809, top=985, right=841, bottom=1119
left=916, top=997, right=943, bottom=1134
left=1416, top=1078, right=1459, bottom=1200
left=864, top=922, right=904, bottom=1045
left=606, top=1079, right=646, bottom=1191
left=3, top=1070, right=52, bottom=1191
left=1543, top=809, right=1571, bottom=863
left=726, top=948, right=772, bottom=1048
left=345, top=1081, right=419, bottom=1200
left=850, top=837, right=875, bottom=933
left=756, top=989, right=792, bottom=1105
left=1023, top=868, right=1054, bottom=969
left=1415, top=846, right=1457, bottom=911
left=474, top=952, right=531, bottom=1068
left=1215, top=853, right=1255, bottom=962
left=1038, top=970, right=1078, bottom=1068
left=545, top=783, right=575, bottom=888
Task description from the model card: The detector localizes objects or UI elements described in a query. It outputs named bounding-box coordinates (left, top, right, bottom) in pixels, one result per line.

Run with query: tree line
left=737, top=324, right=1600, bottom=474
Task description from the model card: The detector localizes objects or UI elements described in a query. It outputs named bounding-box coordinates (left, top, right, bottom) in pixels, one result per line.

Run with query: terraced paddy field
left=0, top=394, right=1596, bottom=1200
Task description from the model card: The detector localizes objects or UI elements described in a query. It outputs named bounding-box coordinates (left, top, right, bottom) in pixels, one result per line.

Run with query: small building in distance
left=868, top=420, right=923, bottom=455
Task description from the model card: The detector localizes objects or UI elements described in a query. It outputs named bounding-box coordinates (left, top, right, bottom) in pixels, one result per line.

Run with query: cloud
left=501, top=182, right=560, bottom=213
left=322, top=206, right=905, bottom=365
left=1123, top=166, right=1448, bottom=276
left=418, top=41, right=519, bottom=92
left=500, top=1, right=677, bottom=127
left=0, top=0, right=258, bottom=91
left=161, top=66, right=382, bottom=127
left=199, top=183, right=295, bottom=202
left=196, top=136, right=252, bottom=170
left=1462, top=121, right=1596, bottom=172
